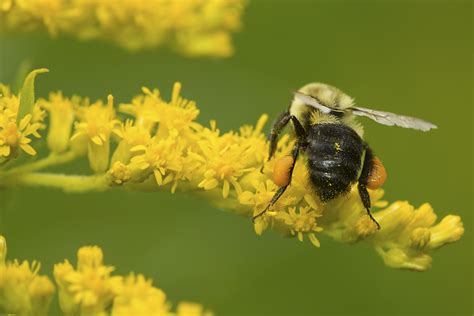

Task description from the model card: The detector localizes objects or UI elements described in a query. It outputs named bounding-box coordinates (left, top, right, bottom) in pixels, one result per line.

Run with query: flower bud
left=428, top=215, right=464, bottom=249
left=377, top=247, right=432, bottom=271
left=88, top=137, right=110, bottom=173
left=77, top=246, right=104, bottom=271
left=108, top=161, right=132, bottom=185
left=409, top=227, right=431, bottom=250
left=44, top=94, right=75, bottom=153
left=28, top=275, right=55, bottom=316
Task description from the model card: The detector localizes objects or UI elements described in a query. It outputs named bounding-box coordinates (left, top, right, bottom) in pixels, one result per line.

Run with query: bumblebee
left=254, top=83, right=437, bottom=229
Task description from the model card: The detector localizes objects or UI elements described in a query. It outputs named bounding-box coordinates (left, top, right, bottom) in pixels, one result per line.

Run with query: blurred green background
left=0, top=1, right=472, bottom=315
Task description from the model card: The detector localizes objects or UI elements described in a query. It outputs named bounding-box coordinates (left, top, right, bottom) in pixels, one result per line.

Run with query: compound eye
left=367, top=156, right=387, bottom=190
left=273, top=156, right=294, bottom=187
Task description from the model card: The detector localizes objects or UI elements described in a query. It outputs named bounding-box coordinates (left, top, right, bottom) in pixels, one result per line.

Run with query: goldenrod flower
left=54, top=246, right=123, bottom=315
left=108, top=161, right=132, bottom=185
left=120, top=84, right=201, bottom=140
left=54, top=260, right=77, bottom=314
left=130, top=134, right=186, bottom=191
left=119, top=85, right=464, bottom=271
left=0, top=84, right=17, bottom=119
left=52, top=246, right=210, bottom=316
left=119, top=88, right=162, bottom=133
left=0, top=0, right=247, bottom=57
left=0, top=85, right=43, bottom=158
left=0, top=72, right=464, bottom=271
left=0, top=236, right=55, bottom=316
left=71, top=95, right=120, bottom=173
left=177, top=302, right=214, bottom=316
left=0, top=236, right=209, bottom=315
left=28, top=275, right=55, bottom=316
left=428, top=215, right=464, bottom=249
left=154, top=83, right=202, bottom=140
left=112, top=274, right=170, bottom=316
left=277, top=206, right=324, bottom=247
left=0, top=113, right=41, bottom=156
left=39, top=91, right=76, bottom=153
left=111, top=120, right=151, bottom=164
left=190, top=114, right=268, bottom=200
left=194, top=127, right=255, bottom=198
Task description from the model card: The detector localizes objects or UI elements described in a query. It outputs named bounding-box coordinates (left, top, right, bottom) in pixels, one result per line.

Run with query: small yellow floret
left=109, top=161, right=132, bottom=185
left=112, top=274, right=169, bottom=316
left=0, top=113, right=41, bottom=157
left=54, top=246, right=122, bottom=315
left=39, top=92, right=75, bottom=153
left=277, top=206, right=323, bottom=247
left=71, top=94, right=120, bottom=173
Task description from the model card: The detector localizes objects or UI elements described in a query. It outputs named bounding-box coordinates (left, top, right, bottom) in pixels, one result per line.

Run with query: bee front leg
left=266, top=110, right=291, bottom=162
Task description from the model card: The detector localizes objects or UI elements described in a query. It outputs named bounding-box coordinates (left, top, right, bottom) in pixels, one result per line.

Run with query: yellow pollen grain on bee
left=334, top=142, right=341, bottom=152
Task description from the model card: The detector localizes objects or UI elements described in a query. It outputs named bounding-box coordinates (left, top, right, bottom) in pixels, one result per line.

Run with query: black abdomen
left=306, top=123, right=364, bottom=202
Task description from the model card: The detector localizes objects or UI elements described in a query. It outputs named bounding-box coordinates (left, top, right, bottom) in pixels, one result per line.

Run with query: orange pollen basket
left=272, top=156, right=294, bottom=187
left=367, top=156, right=387, bottom=190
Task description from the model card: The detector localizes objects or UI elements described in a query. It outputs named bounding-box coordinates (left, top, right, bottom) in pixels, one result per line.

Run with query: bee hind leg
left=253, top=116, right=307, bottom=222
left=252, top=186, right=289, bottom=222
left=357, top=145, right=381, bottom=230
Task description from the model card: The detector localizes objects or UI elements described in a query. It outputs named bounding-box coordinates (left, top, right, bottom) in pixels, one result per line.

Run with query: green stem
left=7, top=172, right=110, bottom=193
left=0, top=151, right=78, bottom=176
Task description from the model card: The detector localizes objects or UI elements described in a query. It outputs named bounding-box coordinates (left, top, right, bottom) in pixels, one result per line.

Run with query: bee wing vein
left=351, top=106, right=437, bottom=131
left=293, top=90, right=437, bottom=131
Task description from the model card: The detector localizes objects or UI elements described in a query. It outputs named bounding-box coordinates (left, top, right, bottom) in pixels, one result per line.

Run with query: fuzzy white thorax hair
left=290, top=82, right=364, bottom=137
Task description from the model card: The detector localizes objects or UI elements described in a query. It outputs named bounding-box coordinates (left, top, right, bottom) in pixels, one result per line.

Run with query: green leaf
left=12, top=59, right=33, bottom=94
left=17, top=68, right=49, bottom=122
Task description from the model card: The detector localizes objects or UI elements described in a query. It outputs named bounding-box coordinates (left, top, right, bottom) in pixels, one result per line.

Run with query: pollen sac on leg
left=367, top=156, right=387, bottom=190
left=272, top=156, right=294, bottom=187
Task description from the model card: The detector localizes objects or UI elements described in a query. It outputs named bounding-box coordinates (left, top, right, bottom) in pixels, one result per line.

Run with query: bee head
left=297, top=82, right=354, bottom=110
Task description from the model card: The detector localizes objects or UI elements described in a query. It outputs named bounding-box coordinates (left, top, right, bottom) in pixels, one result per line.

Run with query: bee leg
left=252, top=186, right=289, bottom=222
left=289, top=115, right=308, bottom=148
left=266, top=111, right=291, bottom=162
left=253, top=116, right=307, bottom=222
left=357, top=145, right=381, bottom=230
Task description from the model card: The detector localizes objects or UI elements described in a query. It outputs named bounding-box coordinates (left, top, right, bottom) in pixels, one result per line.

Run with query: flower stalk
left=0, top=69, right=465, bottom=274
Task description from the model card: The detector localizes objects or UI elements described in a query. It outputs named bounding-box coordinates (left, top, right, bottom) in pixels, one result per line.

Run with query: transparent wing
left=293, top=91, right=333, bottom=114
left=294, top=91, right=437, bottom=131
left=351, top=106, right=438, bottom=131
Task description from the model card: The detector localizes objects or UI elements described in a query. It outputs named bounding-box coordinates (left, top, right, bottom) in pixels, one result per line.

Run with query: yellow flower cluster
left=0, top=235, right=211, bottom=316
left=0, top=236, right=54, bottom=315
left=0, top=0, right=247, bottom=57
left=0, top=84, right=43, bottom=158
left=0, top=69, right=465, bottom=271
